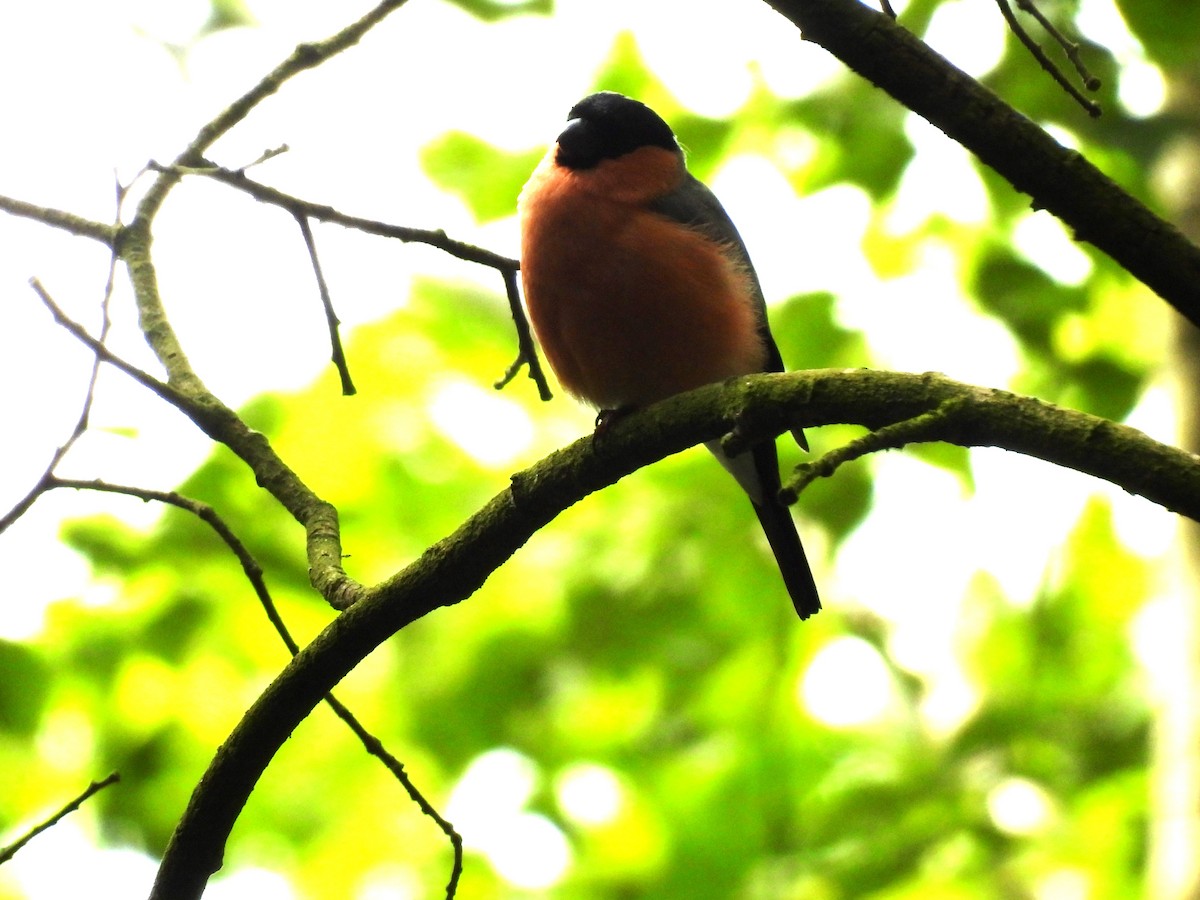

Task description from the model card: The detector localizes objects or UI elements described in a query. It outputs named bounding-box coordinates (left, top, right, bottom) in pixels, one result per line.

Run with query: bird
left=517, top=91, right=821, bottom=619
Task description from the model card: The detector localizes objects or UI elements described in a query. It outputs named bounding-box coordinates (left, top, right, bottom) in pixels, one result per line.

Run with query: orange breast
left=518, top=148, right=766, bottom=410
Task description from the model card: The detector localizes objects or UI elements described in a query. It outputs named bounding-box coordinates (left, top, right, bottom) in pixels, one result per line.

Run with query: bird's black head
left=555, top=92, right=679, bottom=170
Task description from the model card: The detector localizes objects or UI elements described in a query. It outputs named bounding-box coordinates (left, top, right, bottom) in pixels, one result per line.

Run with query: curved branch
left=763, top=0, right=1200, bottom=328
left=149, top=368, right=1200, bottom=899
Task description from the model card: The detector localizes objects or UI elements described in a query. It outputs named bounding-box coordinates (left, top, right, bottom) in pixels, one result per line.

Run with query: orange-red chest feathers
left=518, top=146, right=767, bottom=410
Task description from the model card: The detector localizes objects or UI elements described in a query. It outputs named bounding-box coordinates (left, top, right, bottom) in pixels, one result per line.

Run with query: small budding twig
left=994, top=0, right=1102, bottom=117
left=494, top=267, right=552, bottom=400
left=1014, top=0, right=1101, bottom=91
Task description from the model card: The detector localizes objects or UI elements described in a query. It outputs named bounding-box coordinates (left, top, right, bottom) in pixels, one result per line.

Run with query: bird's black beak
left=555, top=117, right=602, bottom=170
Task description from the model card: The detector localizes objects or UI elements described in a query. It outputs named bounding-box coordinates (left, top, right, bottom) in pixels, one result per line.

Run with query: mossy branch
left=149, top=367, right=1200, bottom=899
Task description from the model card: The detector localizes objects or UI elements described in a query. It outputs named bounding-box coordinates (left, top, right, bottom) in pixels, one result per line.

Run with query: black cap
left=555, top=92, right=679, bottom=170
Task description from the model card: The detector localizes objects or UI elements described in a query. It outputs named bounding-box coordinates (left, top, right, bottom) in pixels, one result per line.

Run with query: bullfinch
left=517, top=91, right=821, bottom=620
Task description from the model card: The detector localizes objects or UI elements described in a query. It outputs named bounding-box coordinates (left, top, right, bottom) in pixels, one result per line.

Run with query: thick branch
left=149, top=368, right=1200, bottom=899
left=763, top=0, right=1200, bottom=328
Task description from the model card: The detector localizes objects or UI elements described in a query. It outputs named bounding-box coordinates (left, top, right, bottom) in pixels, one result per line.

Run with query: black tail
left=752, top=497, right=821, bottom=619
left=751, top=443, right=821, bottom=619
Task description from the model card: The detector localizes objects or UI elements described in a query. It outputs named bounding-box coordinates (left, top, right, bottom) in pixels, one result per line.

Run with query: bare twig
left=295, top=214, right=356, bottom=396
left=878, top=0, right=896, bottom=19
left=780, top=399, right=968, bottom=502
left=1014, top=0, right=1101, bottom=91
left=993, top=0, right=1101, bottom=117
left=244, top=144, right=291, bottom=170
left=27, top=276, right=359, bottom=609
left=0, top=773, right=120, bottom=865
left=27, top=279, right=186, bottom=410
left=166, top=162, right=519, bottom=269
left=494, top=267, right=552, bottom=400
left=113, top=0, right=418, bottom=444
left=1, top=182, right=125, bottom=535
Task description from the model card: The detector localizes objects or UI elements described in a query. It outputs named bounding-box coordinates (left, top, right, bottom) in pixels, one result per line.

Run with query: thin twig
left=780, top=400, right=966, bottom=503
left=494, top=267, right=552, bottom=400
left=51, top=477, right=463, bottom=898
left=1014, top=0, right=1101, bottom=91
left=155, top=161, right=518, bottom=270
left=878, top=0, right=896, bottom=19
left=993, top=0, right=1101, bottom=117
left=0, top=773, right=120, bottom=865
left=27, top=278, right=187, bottom=411
left=295, top=214, right=356, bottom=396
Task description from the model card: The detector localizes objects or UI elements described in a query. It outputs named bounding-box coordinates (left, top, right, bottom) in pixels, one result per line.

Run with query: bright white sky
left=0, top=0, right=1178, bottom=896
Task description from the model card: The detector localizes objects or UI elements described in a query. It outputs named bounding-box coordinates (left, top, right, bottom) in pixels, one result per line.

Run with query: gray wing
left=648, top=173, right=785, bottom=374
left=651, top=173, right=807, bottom=454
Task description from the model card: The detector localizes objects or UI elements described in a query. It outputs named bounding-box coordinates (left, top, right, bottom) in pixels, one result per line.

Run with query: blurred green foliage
left=0, top=0, right=1185, bottom=898
left=421, top=134, right=543, bottom=223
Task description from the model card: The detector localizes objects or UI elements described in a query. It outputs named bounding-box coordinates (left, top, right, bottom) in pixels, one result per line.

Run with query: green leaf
left=0, top=641, right=49, bottom=736
left=1115, top=0, right=1200, bottom=68
left=441, top=0, right=552, bottom=21
left=785, top=84, right=913, bottom=200
left=773, top=291, right=871, bottom=370
left=420, top=132, right=542, bottom=223
left=909, top=442, right=974, bottom=492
